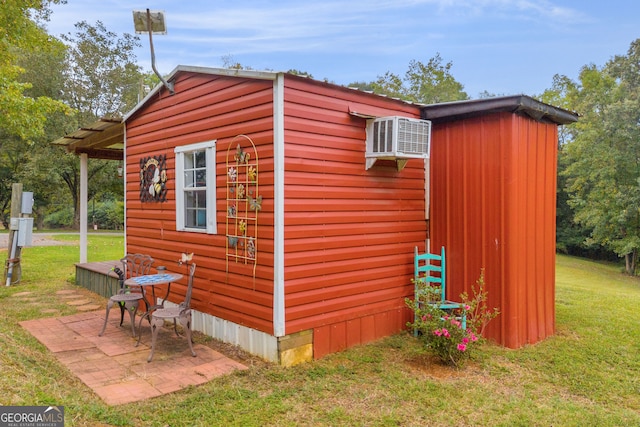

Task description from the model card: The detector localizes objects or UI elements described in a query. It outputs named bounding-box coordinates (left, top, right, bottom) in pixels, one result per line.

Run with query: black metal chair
left=147, top=262, right=196, bottom=362
left=98, top=254, right=154, bottom=337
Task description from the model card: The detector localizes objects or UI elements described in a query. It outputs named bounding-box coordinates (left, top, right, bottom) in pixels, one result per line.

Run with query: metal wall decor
left=140, top=154, right=168, bottom=202
left=226, top=135, right=260, bottom=276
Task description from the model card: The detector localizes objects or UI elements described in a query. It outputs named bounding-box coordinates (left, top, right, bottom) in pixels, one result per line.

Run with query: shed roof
left=420, top=95, right=579, bottom=125
left=123, top=65, right=424, bottom=122
left=51, top=117, right=124, bottom=160
left=49, top=72, right=578, bottom=160
left=123, top=65, right=280, bottom=122
left=49, top=66, right=277, bottom=160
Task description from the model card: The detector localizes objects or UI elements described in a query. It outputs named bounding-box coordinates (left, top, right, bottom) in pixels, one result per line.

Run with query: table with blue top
left=125, top=272, right=183, bottom=343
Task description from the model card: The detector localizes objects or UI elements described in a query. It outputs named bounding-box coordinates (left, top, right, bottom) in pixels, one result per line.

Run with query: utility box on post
left=21, top=192, right=33, bottom=214
left=16, top=218, right=33, bottom=247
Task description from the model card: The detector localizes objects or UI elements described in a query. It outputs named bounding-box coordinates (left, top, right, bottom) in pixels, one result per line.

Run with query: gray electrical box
left=17, top=217, right=33, bottom=247
left=21, top=192, right=33, bottom=214
left=9, top=217, right=20, bottom=230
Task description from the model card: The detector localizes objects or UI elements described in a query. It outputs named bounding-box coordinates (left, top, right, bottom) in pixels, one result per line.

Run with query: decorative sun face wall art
left=140, top=154, right=168, bottom=202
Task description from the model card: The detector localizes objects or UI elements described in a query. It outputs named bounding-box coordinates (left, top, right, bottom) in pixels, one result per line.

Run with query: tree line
left=1, top=1, right=153, bottom=230
left=3, top=2, right=639, bottom=273
left=542, top=39, right=640, bottom=274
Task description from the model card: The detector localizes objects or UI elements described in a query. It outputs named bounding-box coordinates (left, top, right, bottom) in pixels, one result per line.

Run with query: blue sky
left=46, top=0, right=639, bottom=99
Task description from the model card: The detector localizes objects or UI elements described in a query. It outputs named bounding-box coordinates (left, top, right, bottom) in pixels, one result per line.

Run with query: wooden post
left=5, top=183, right=22, bottom=286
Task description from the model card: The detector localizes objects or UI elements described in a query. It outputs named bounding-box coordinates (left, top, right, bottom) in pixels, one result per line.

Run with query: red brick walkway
left=20, top=311, right=247, bottom=405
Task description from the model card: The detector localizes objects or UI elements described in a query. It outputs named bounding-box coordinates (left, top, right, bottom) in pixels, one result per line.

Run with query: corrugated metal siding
left=430, top=112, right=556, bottom=348
left=125, top=72, right=277, bottom=334
left=281, top=77, right=427, bottom=357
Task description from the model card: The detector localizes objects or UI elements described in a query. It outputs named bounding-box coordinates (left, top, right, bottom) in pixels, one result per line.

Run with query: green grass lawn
left=1, top=237, right=639, bottom=426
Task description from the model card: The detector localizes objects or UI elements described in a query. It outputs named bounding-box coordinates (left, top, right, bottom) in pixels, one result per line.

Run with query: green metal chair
left=414, top=246, right=466, bottom=332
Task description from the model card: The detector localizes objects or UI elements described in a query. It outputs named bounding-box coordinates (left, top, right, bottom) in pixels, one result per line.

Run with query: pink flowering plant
left=407, top=270, right=498, bottom=367
left=459, top=269, right=500, bottom=337
left=407, top=287, right=477, bottom=367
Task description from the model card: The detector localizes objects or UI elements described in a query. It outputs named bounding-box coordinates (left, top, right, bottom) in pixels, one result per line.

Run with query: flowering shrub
left=407, top=288, right=477, bottom=367
left=460, top=269, right=500, bottom=336
left=407, top=270, right=499, bottom=368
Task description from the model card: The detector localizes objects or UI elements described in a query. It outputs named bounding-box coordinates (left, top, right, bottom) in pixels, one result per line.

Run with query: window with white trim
left=175, top=140, right=217, bottom=233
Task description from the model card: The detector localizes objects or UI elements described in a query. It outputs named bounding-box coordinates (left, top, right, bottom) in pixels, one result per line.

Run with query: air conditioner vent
left=365, top=116, right=431, bottom=170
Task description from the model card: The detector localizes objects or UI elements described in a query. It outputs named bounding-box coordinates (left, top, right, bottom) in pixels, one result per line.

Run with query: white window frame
left=175, top=140, right=217, bottom=234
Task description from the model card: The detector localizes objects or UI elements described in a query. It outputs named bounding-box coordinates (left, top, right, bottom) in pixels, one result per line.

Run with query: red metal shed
left=123, top=66, right=430, bottom=364
left=118, top=67, right=577, bottom=363
left=422, top=96, right=578, bottom=348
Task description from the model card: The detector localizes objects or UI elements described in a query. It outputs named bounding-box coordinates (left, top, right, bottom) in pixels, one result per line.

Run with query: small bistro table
left=124, top=272, right=183, bottom=345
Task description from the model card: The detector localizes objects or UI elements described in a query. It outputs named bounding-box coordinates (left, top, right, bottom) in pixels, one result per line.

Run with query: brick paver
left=20, top=310, right=247, bottom=405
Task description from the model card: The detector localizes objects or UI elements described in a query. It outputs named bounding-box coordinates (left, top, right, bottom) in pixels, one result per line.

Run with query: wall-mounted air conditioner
left=365, top=116, right=431, bottom=170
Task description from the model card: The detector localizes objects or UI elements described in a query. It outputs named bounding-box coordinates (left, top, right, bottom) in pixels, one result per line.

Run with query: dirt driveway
left=0, top=233, right=80, bottom=248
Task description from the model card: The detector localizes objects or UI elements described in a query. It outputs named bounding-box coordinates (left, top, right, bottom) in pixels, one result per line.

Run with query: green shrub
left=43, top=200, right=124, bottom=230
left=91, top=200, right=123, bottom=229
left=44, top=206, right=74, bottom=229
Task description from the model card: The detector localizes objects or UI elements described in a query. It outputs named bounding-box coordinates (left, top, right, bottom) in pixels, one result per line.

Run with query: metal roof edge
left=420, top=95, right=579, bottom=125
left=170, top=65, right=280, bottom=81
left=123, top=65, right=428, bottom=121
left=124, top=65, right=282, bottom=122
left=123, top=82, right=163, bottom=122
left=50, top=116, right=124, bottom=160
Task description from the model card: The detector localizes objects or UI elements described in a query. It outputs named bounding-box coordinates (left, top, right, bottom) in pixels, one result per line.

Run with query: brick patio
left=20, top=310, right=247, bottom=405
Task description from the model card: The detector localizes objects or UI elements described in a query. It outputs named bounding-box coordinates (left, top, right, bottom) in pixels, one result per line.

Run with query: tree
left=368, top=53, right=469, bottom=104
left=60, top=20, right=142, bottom=123
left=541, top=75, right=591, bottom=257
left=57, top=20, right=143, bottom=227
left=287, top=69, right=314, bottom=79
left=0, top=3, right=72, bottom=228
left=558, top=39, right=640, bottom=274
left=347, top=81, right=376, bottom=92
left=2, top=19, right=145, bottom=229
left=0, top=0, right=71, bottom=140
left=221, top=54, right=247, bottom=70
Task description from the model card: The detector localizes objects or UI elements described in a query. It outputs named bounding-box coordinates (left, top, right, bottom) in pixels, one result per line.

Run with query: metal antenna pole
left=146, top=9, right=174, bottom=95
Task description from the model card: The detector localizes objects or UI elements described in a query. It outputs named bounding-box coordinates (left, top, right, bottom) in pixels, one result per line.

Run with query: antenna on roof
left=132, top=9, right=174, bottom=95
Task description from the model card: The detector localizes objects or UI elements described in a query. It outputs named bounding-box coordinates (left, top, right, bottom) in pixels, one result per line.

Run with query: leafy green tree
left=477, top=90, right=507, bottom=99
left=56, top=20, right=142, bottom=227
left=541, top=75, right=590, bottom=256
left=0, top=3, right=73, bottom=229
left=347, top=81, right=376, bottom=92
left=221, top=54, right=247, bottom=70
left=14, top=39, right=76, bottom=229
left=369, top=53, right=469, bottom=103
left=2, top=21, right=129, bottom=230
left=557, top=39, right=640, bottom=274
left=0, top=0, right=71, bottom=140
left=287, top=69, right=314, bottom=79
left=60, top=20, right=142, bottom=122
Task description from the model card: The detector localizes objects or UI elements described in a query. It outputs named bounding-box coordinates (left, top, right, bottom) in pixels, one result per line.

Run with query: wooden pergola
left=51, top=117, right=124, bottom=262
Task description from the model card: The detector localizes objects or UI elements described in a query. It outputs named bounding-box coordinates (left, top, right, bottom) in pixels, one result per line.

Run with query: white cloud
left=45, top=0, right=631, bottom=97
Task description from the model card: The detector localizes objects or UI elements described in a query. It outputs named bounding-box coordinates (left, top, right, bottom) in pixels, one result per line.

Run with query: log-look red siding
left=125, top=72, right=277, bottom=334
left=125, top=70, right=432, bottom=359
left=281, top=77, right=427, bottom=358
left=430, top=112, right=557, bottom=348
